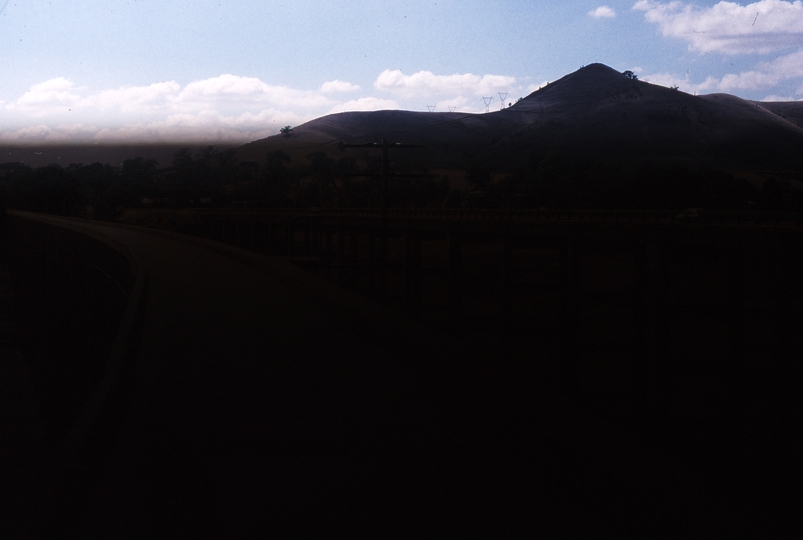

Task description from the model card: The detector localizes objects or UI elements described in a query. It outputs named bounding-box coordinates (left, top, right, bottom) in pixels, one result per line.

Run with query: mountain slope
left=235, top=63, right=803, bottom=174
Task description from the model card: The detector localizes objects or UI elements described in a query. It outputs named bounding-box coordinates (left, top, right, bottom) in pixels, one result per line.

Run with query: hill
left=235, top=63, right=803, bottom=179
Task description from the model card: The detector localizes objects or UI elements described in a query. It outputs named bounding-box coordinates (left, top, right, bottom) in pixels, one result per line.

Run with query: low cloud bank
left=1, top=69, right=524, bottom=144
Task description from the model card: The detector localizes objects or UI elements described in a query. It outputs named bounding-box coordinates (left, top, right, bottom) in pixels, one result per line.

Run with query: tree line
left=2, top=145, right=802, bottom=219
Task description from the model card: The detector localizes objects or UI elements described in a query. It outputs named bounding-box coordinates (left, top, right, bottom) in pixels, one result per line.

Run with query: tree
left=172, top=148, right=194, bottom=169
left=264, top=150, right=292, bottom=182
left=280, top=125, right=293, bottom=137
left=196, top=145, right=217, bottom=165
left=623, top=70, right=638, bottom=80
left=122, top=156, right=158, bottom=182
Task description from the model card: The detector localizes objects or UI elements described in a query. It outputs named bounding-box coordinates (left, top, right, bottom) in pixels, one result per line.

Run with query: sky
left=1, top=0, right=803, bottom=145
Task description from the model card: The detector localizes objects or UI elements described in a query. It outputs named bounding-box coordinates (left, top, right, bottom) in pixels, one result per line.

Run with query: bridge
left=1, top=208, right=799, bottom=536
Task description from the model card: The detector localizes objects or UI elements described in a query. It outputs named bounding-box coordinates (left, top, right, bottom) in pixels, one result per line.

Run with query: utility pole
left=343, top=139, right=424, bottom=300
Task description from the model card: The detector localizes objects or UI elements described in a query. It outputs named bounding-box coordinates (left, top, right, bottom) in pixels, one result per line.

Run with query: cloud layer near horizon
left=1, top=70, right=516, bottom=144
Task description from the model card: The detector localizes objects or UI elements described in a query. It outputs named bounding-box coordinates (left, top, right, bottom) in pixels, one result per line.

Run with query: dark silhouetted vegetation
left=2, top=145, right=803, bottom=220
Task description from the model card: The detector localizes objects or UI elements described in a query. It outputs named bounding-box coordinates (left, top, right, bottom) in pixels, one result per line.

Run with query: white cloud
left=88, top=81, right=181, bottom=113
left=0, top=74, right=344, bottom=142
left=9, top=77, right=83, bottom=116
left=714, top=49, right=803, bottom=90
left=176, top=75, right=333, bottom=109
left=0, top=68, right=527, bottom=143
left=328, top=97, right=398, bottom=114
left=0, top=124, right=57, bottom=143
left=374, top=69, right=516, bottom=97
left=642, top=48, right=803, bottom=93
left=589, top=6, right=617, bottom=18
left=320, top=80, right=361, bottom=93
left=6, top=75, right=335, bottom=119
left=89, top=108, right=316, bottom=144
left=633, top=0, right=803, bottom=54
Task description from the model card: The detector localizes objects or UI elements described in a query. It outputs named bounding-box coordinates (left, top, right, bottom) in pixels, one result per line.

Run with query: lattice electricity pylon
left=498, top=92, right=508, bottom=110
left=482, top=96, right=493, bottom=113
left=427, top=105, right=436, bottom=112
left=448, top=106, right=456, bottom=113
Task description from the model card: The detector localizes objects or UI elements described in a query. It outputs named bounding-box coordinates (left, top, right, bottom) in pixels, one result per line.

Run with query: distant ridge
left=236, top=63, right=803, bottom=175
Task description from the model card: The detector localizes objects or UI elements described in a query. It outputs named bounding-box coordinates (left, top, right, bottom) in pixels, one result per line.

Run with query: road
left=8, top=214, right=567, bottom=538
left=7, top=213, right=793, bottom=537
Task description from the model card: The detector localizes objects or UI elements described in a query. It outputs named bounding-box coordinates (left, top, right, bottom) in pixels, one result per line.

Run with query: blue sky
left=1, top=0, right=802, bottom=144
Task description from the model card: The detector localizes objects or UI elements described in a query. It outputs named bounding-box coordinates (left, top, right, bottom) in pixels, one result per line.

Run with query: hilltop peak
left=567, top=63, right=641, bottom=86
left=574, top=63, right=623, bottom=76
left=511, top=63, right=647, bottom=111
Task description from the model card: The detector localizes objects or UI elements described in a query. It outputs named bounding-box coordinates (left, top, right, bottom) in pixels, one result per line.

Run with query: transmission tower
left=426, top=105, right=436, bottom=112
left=498, top=91, right=508, bottom=110
left=448, top=106, right=456, bottom=113
left=482, top=96, right=493, bottom=113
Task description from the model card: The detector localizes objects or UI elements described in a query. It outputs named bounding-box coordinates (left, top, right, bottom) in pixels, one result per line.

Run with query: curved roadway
left=12, top=213, right=555, bottom=538
left=9, top=212, right=787, bottom=536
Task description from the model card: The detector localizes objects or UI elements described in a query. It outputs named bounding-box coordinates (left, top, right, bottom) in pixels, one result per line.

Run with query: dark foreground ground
left=1, top=215, right=799, bottom=538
